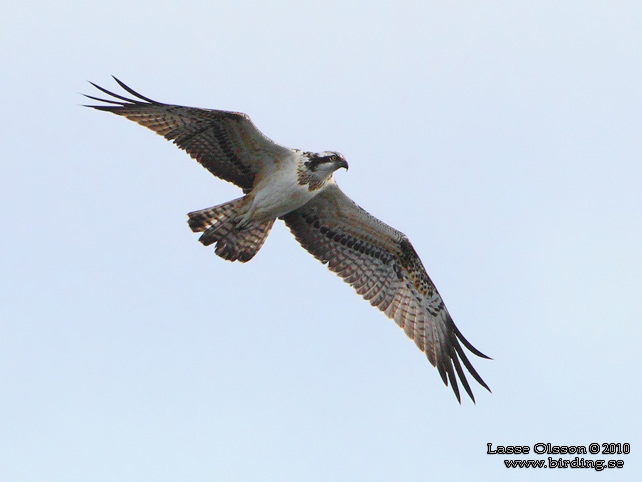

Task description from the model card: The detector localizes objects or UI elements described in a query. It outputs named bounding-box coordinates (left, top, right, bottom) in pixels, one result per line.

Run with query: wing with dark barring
left=85, top=77, right=293, bottom=192
left=282, top=184, right=491, bottom=402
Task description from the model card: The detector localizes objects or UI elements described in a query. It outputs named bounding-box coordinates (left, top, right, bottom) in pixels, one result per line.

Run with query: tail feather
left=187, top=199, right=274, bottom=263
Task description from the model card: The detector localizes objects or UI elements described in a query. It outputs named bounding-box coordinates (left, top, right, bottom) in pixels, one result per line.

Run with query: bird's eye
left=330, top=154, right=337, bottom=161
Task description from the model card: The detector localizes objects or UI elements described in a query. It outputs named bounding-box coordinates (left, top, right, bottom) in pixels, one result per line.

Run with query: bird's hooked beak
left=337, top=158, right=349, bottom=171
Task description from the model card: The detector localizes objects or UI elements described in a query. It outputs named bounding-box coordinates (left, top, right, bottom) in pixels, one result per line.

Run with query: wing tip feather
left=83, top=77, right=161, bottom=110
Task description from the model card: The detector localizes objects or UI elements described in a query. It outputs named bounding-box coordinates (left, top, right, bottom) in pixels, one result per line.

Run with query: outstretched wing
left=282, top=183, right=491, bottom=402
left=85, top=77, right=293, bottom=192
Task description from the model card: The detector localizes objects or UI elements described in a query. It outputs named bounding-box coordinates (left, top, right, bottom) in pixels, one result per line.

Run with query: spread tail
left=187, top=198, right=275, bottom=263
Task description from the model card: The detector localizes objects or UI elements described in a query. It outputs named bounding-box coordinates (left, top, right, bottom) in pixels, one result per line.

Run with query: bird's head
left=299, top=151, right=349, bottom=190
left=305, top=151, right=349, bottom=174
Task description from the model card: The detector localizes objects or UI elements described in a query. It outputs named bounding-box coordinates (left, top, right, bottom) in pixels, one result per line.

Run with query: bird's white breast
left=248, top=152, right=330, bottom=222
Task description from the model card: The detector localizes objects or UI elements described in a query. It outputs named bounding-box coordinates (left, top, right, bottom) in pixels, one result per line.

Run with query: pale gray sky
left=1, top=1, right=641, bottom=481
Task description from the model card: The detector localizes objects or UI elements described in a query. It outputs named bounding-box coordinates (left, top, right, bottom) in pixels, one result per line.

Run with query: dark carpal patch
left=397, top=237, right=434, bottom=297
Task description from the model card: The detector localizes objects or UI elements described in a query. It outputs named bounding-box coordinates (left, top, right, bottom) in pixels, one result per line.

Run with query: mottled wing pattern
left=282, top=184, right=490, bottom=402
left=85, top=77, right=293, bottom=192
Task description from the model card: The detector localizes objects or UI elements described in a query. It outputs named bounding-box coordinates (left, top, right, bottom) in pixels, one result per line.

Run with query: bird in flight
left=85, top=77, right=491, bottom=402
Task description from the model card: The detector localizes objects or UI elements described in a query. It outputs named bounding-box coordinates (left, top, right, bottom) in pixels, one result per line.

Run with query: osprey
left=85, top=78, right=491, bottom=402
